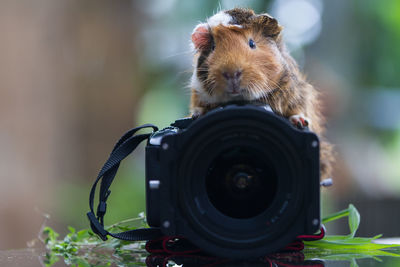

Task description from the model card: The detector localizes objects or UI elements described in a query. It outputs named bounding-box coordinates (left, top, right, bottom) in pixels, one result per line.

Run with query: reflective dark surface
left=2, top=242, right=400, bottom=267
left=146, top=251, right=324, bottom=266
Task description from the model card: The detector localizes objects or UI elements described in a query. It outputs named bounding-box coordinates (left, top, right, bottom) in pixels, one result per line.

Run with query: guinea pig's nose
left=222, top=70, right=242, bottom=81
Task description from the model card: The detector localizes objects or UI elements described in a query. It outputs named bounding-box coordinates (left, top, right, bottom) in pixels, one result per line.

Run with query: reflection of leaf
left=303, top=247, right=400, bottom=262
left=350, top=258, right=358, bottom=267
left=304, top=238, right=400, bottom=252
left=43, top=252, right=60, bottom=267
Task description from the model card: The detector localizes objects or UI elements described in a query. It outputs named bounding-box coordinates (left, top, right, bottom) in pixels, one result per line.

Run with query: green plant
left=41, top=205, right=400, bottom=266
left=41, top=214, right=148, bottom=266
left=303, top=204, right=400, bottom=266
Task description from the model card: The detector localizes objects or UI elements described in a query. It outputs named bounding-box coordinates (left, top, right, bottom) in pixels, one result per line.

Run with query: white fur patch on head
left=206, top=11, right=243, bottom=29
left=207, top=11, right=232, bottom=27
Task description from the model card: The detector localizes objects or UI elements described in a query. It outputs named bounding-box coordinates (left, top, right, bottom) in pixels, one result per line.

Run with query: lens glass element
left=205, top=146, right=278, bottom=219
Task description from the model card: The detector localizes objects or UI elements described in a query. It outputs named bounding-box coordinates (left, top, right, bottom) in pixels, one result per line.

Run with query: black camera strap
left=87, top=124, right=163, bottom=241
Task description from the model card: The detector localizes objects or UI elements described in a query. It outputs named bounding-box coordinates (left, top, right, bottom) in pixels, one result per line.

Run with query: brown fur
left=190, top=8, right=334, bottom=179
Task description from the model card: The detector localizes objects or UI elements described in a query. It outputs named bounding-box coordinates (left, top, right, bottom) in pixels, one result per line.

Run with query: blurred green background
left=1, top=0, right=400, bottom=249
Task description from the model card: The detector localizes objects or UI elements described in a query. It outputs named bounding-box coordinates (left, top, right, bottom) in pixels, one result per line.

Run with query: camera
left=145, top=104, right=320, bottom=259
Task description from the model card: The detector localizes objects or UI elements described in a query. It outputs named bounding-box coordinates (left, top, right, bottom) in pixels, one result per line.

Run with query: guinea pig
left=189, top=8, right=334, bottom=179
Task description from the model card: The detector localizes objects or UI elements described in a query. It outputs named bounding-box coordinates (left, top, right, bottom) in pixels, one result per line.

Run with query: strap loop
left=87, top=211, right=108, bottom=241
left=87, top=124, right=162, bottom=242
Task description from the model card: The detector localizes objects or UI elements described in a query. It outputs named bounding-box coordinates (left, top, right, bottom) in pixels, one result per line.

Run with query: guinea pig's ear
left=191, top=23, right=212, bottom=50
left=254, top=14, right=282, bottom=37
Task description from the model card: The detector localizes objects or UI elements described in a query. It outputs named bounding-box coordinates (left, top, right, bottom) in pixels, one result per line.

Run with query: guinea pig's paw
left=289, top=114, right=310, bottom=129
left=191, top=109, right=204, bottom=119
left=191, top=112, right=201, bottom=119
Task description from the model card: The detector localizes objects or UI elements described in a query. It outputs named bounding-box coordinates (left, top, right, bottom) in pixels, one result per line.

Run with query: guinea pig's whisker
left=162, top=50, right=194, bottom=60
left=268, top=80, right=282, bottom=91
left=249, top=82, right=270, bottom=101
left=203, top=77, right=216, bottom=94
left=182, top=69, right=194, bottom=73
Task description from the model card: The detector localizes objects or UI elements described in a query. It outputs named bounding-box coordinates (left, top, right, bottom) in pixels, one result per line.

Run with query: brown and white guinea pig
left=189, top=8, right=334, bottom=179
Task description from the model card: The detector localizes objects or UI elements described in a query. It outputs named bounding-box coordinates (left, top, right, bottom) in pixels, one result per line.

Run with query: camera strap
left=87, top=124, right=163, bottom=241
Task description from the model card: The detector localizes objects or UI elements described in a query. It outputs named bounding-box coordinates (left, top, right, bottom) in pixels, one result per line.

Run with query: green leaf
left=323, top=235, right=380, bottom=244
left=68, top=226, right=76, bottom=234
left=43, top=226, right=59, bottom=245
left=348, top=204, right=361, bottom=238
left=322, top=204, right=361, bottom=238
left=76, top=229, right=90, bottom=240
left=322, top=207, right=350, bottom=224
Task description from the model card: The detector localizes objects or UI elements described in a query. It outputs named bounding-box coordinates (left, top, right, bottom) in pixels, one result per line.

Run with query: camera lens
left=205, top=146, right=277, bottom=219
left=172, top=105, right=319, bottom=259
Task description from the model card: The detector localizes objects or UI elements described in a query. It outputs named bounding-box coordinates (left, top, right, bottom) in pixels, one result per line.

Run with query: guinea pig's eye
left=248, top=39, right=256, bottom=49
left=211, top=42, right=215, bottom=51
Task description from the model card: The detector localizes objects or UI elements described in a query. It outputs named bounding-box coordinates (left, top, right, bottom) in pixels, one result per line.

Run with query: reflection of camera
left=145, top=104, right=320, bottom=259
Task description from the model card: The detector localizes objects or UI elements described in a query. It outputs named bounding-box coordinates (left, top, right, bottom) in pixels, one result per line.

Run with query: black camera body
left=145, top=104, right=320, bottom=259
